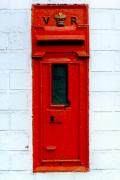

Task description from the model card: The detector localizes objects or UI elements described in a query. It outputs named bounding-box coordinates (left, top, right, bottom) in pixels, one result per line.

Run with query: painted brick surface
left=91, top=112, right=120, bottom=131
left=9, top=0, right=31, bottom=9
left=91, top=30, right=120, bottom=50
left=91, top=132, right=120, bottom=150
left=91, top=72, right=120, bottom=91
left=0, top=0, right=120, bottom=180
left=0, top=33, right=8, bottom=49
left=0, top=152, right=10, bottom=170
left=10, top=71, right=31, bottom=89
left=0, top=0, right=9, bottom=9
left=0, top=11, right=29, bottom=32
left=0, top=72, right=9, bottom=90
left=0, top=92, right=28, bottom=110
left=91, top=92, right=114, bottom=111
left=114, top=11, right=120, bottom=29
left=10, top=152, right=32, bottom=170
left=90, top=9, right=114, bottom=30
left=91, top=151, right=120, bottom=169
left=0, top=131, right=29, bottom=150
left=8, top=33, right=28, bottom=50
left=0, top=52, right=29, bottom=70
left=91, top=51, right=120, bottom=72
left=0, top=113, right=10, bottom=130
left=10, top=112, right=31, bottom=130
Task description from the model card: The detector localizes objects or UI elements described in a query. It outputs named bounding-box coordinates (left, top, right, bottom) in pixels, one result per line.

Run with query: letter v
left=43, top=17, right=50, bottom=24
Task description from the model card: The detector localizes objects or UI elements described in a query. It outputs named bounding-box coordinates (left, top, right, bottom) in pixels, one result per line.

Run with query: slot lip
left=36, top=34, right=85, bottom=41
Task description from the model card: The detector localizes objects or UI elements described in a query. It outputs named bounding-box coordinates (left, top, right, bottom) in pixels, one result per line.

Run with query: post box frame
left=32, top=4, right=89, bottom=172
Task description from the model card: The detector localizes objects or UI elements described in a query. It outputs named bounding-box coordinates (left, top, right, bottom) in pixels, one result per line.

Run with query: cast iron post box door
left=32, top=4, right=89, bottom=172
left=42, top=60, right=80, bottom=160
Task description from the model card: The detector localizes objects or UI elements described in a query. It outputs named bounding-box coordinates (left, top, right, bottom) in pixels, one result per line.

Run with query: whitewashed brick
left=10, top=152, right=32, bottom=170
left=91, top=92, right=114, bottom=111
left=9, top=92, right=28, bottom=110
left=91, top=131, right=120, bottom=150
left=115, top=54, right=120, bottom=71
left=75, top=171, right=120, bottom=180
left=115, top=93, right=120, bottom=111
left=10, top=0, right=31, bottom=9
left=10, top=112, right=31, bottom=130
left=90, top=9, right=114, bottom=30
left=32, top=0, right=50, bottom=3
left=0, top=11, right=29, bottom=32
left=91, top=72, right=120, bottom=92
left=90, top=51, right=120, bottom=72
left=89, top=0, right=120, bottom=9
left=10, top=0, right=120, bottom=9
left=32, top=0, right=89, bottom=4
left=0, top=92, right=28, bottom=110
left=0, top=152, right=10, bottom=170
left=8, top=33, right=27, bottom=50
left=0, top=33, right=8, bottom=49
left=0, top=0, right=9, bottom=9
left=10, top=71, right=31, bottom=90
left=91, top=92, right=120, bottom=112
left=91, top=151, right=120, bottom=169
left=32, top=0, right=120, bottom=8
left=0, top=72, right=9, bottom=89
left=0, top=92, right=9, bottom=110
left=91, top=112, right=120, bottom=131
left=114, top=10, right=120, bottom=29
left=0, top=131, right=29, bottom=150
left=35, top=173, right=74, bottom=180
left=0, top=12, right=9, bottom=32
left=2, top=172, right=120, bottom=180
left=91, top=30, right=120, bottom=50
left=0, top=113, right=10, bottom=130
left=10, top=12, right=29, bottom=32
left=0, top=173, right=34, bottom=180
left=34, top=170, right=120, bottom=180
left=0, top=52, right=29, bottom=70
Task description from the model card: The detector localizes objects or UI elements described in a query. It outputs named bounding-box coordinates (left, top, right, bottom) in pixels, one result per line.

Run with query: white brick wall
left=0, top=0, right=120, bottom=180
left=91, top=151, right=120, bottom=169
left=0, top=11, right=29, bottom=32
left=0, top=113, right=10, bottom=130
left=10, top=71, right=31, bottom=89
left=0, top=0, right=9, bottom=9
left=0, top=52, right=29, bottom=70
left=91, top=51, right=120, bottom=72
left=10, top=112, right=31, bottom=130
left=91, top=112, right=120, bottom=131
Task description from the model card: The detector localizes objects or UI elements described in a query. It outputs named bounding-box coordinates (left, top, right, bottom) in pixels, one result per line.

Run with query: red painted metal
left=32, top=4, right=89, bottom=172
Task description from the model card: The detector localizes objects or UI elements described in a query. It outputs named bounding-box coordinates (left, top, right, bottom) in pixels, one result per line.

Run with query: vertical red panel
left=32, top=4, right=89, bottom=172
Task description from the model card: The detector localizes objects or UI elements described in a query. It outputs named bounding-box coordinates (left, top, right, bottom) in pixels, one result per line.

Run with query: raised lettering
left=43, top=17, right=50, bottom=24
left=71, top=17, right=77, bottom=25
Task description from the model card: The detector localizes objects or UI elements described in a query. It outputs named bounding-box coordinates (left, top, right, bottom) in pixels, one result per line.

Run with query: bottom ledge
left=34, top=166, right=89, bottom=172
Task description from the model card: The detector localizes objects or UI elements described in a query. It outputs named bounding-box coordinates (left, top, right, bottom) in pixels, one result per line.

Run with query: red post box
left=32, top=4, right=89, bottom=172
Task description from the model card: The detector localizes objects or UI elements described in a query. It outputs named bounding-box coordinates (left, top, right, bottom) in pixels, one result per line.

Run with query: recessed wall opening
left=37, top=40, right=84, bottom=46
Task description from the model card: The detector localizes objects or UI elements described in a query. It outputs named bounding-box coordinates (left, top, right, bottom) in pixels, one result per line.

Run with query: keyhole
left=50, top=116, right=55, bottom=123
